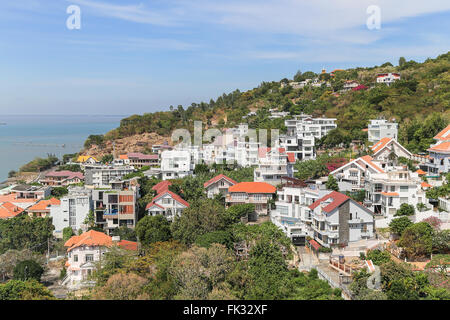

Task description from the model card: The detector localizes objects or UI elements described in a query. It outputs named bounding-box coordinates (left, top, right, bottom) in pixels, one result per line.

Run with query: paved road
left=42, top=267, right=68, bottom=299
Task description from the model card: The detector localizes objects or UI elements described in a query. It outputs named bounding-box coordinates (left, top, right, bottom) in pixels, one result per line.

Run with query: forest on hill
left=84, top=51, right=450, bottom=154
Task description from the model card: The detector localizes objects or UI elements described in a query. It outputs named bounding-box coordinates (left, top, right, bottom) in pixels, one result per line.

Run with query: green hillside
left=89, top=51, right=450, bottom=154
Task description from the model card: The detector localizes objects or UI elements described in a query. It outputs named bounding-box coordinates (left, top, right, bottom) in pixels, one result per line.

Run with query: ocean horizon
left=0, top=114, right=128, bottom=182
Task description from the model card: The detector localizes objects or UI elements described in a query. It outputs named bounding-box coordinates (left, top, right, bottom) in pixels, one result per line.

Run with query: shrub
left=13, top=260, right=44, bottom=282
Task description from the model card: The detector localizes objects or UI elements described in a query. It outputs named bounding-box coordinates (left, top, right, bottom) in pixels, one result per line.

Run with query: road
left=42, top=266, right=68, bottom=299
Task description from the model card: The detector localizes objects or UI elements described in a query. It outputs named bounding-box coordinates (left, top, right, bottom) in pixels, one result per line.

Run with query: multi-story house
left=309, top=191, right=375, bottom=248
left=63, top=230, right=137, bottom=289
left=204, top=174, right=237, bottom=199
left=364, top=166, right=427, bottom=216
left=226, top=182, right=276, bottom=220
left=271, top=177, right=327, bottom=244
left=367, top=119, right=398, bottom=143
left=84, top=165, right=135, bottom=189
left=282, top=114, right=337, bottom=161
left=160, top=150, right=193, bottom=180
left=370, top=138, right=412, bottom=165
left=342, top=80, right=360, bottom=91
left=118, top=153, right=159, bottom=169
left=330, top=155, right=385, bottom=192
left=50, top=187, right=93, bottom=236
left=91, top=179, right=140, bottom=234
left=254, top=147, right=295, bottom=186
left=376, top=73, right=400, bottom=86
left=40, top=171, right=84, bottom=187
left=424, top=125, right=450, bottom=175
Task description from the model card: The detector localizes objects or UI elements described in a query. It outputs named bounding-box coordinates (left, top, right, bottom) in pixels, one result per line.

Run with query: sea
left=0, top=115, right=127, bottom=182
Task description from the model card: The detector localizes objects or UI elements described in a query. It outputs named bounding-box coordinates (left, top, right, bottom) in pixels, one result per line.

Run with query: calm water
left=0, top=115, right=126, bottom=182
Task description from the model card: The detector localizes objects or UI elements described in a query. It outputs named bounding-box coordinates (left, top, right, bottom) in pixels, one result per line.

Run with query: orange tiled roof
left=428, top=141, right=450, bottom=153
left=421, top=182, right=432, bottom=188
left=27, top=198, right=60, bottom=212
left=151, top=190, right=190, bottom=208
left=119, top=154, right=129, bottom=160
left=360, top=155, right=385, bottom=173
left=204, top=174, right=237, bottom=188
left=0, top=194, right=38, bottom=203
left=381, top=192, right=399, bottom=196
left=0, top=202, right=25, bottom=219
left=433, top=125, right=450, bottom=141
left=371, top=137, right=392, bottom=153
left=228, top=182, right=276, bottom=194
left=309, top=191, right=350, bottom=213
left=416, top=169, right=426, bottom=175
left=64, top=230, right=137, bottom=252
left=287, top=153, right=296, bottom=163
left=152, top=180, right=172, bottom=194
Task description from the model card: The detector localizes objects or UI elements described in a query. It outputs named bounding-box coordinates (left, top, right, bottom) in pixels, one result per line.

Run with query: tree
left=366, top=249, right=391, bottom=265
left=325, top=175, right=339, bottom=191
left=92, top=273, right=149, bottom=300
left=83, top=210, right=95, bottom=229
left=195, top=230, right=234, bottom=249
left=399, top=57, right=407, bottom=67
left=135, top=215, right=171, bottom=247
left=171, top=199, right=226, bottom=245
left=51, top=187, right=68, bottom=199
left=389, top=216, right=413, bottom=235
left=223, top=204, right=255, bottom=224
left=62, top=227, right=74, bottom=242
left=112, top=226, right=137, bottom=242
left=13, top=260, right=44, bottom=282
left=395, top=203, right=415, bottom=216
left=431, top=230, right=450, bottom=254
left=101, top=154, right=114, bottom=164
left=398, top=222, right=434, bottom=259
left=7, top=171, right=16, bottom=178
left=0, top=280, right=54, bottom=300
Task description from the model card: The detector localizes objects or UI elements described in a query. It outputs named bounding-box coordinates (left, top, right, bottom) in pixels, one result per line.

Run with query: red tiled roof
left=309, top=239, right=321, bottom=251
left=228, top=182, right=276, bottom=194
left=428, top=142, right=450, bottom=153
left=257, top=147, right=286, bottom=159
left=203, top=174, right=237, bottom=188
left=152, top=180, right=172, bottom=194
left=371, top=137, right=392, bottom=153
left=433, top=125, right=450, bottom=141
left=152, top=190, right=190, bottom=208
left=145, top=202, right=165, bottom=210
left=45, top=170, right=84, bottom=180
left=127, top=152, right=158, bottom=160
left=0, top=202, right=24, bottom=219
left=117, top=240, right=138, bottom=251
left=309, top=191, right=350, bottom=213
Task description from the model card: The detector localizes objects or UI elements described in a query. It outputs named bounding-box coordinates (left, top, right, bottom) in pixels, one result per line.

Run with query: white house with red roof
left=376, top=73, right=400, bottom=86
left=63, top=230, right=137, bottom=289
left=370, top=138, right=412, bottom=164
left=308, top=191, right=374, bottom=248
left=424, top=124, right=450, bottom=175
left=203, top=174, right=237, bottom=199
left=330, top=155, right=385, bottom=192
left=146, top=181, right=189, bottom=221
left=254, top=147, right=295, bottom=186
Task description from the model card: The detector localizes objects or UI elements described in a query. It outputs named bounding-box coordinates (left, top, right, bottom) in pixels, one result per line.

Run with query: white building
left=146, top=181, right=190, bottom=221
left=308, top=191, right=375, bottom=248
left=364, top=166, right=427, bottom=216
left=254, top=147, right=295, bottom=186
left=160, top=150, right=193, bottom=180
left=84, top=165, right=135, bottom=189
left=50, top=187, right=93, bottom=236
left=203, top=174, right=237, bottom=199
left=282, top=114, right=337, bottom=161
left=376, top=73, right=400, bottom=86
left=63, top=230, right=137, bottom=289
left=368, top=119, right=398, bottom=143
left=370, top=138, right=412, bottom=165
left=423, top=125, right=450, bottom=175
left=330, top=155, right=385, bottom=192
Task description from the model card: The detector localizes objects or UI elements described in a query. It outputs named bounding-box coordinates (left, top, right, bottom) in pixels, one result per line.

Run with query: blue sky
left=0, top=0, right=449, bottom=115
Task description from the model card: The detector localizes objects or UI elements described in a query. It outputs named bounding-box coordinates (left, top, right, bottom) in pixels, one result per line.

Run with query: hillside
left=83, top=51, right=450, bottom=155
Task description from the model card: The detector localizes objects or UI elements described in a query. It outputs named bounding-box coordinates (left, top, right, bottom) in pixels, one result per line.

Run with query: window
left=349, top=213, right=352, bottom=220
left=390, top=186, right=395, bottom=192
left=85, top=254, right=94, bottom=262
left=400, top=186, right=408, bottom=192
left=74, top=255, right=78, bottom=262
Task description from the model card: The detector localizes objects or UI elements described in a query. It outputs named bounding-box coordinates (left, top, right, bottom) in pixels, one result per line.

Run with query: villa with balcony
left=226, top=182, right=276, bottom=221
left=204, top=174, right=237, bottom=199
left=308, top=191, right=374, bottom=248
left=254, top=147, right=295, bottom=186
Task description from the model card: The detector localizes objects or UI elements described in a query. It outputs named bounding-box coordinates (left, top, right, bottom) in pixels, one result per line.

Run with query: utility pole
left=47, top=238, right=50, bottom=265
